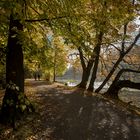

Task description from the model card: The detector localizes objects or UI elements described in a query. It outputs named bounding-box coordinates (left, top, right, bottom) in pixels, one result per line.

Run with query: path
left=0, top=79, right=140, bottom=140
left=27, top=80, right=140, bottom=140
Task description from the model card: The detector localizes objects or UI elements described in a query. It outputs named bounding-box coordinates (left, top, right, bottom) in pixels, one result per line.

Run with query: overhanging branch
left=25, top=13, right=92, bottom=23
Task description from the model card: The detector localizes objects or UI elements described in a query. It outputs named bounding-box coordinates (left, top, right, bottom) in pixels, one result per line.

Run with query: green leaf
left=21, top=105, right=27, bottom=112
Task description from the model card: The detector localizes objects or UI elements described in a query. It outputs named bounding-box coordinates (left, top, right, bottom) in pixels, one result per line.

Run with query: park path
left=1, top=79, right=140, bottom=140
left=24, top=79, right=140, bottom=140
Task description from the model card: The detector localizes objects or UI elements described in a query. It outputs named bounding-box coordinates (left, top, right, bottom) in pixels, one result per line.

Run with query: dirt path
left=0, top=79, right=140, bottom=140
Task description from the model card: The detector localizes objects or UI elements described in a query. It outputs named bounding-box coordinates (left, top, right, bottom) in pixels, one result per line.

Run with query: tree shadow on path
left=1, top=80, right=139, bottom=140
left=35, top=82, right=140, bottom=140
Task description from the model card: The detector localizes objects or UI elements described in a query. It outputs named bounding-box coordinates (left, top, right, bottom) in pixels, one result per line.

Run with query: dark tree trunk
left=6, top=16, right=24, bottom=92
left=87, top=32, right=103, bottom=91
left=105, top=80, right=140, bottom=99
left=53, top=47, right=57, bottom=82
left=95, top=57, right=123, bottom=93
left=78, top=66, right=91, bottom=88
left=77, top=47, right=95, bottom=88
left=87, top=46, right=100, bottom=91
left=105, top=69, right=140, bottom=98
left=53, top=60, right=56, bottom=82
left=0, top=15, right=34, bottom=127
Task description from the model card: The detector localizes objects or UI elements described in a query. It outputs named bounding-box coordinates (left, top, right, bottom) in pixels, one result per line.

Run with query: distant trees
left=46, top=36, right=68, bottom=82
left=24, top=33, right=68, bottom=82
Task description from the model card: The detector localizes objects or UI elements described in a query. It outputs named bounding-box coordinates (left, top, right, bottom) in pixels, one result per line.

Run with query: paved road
left=28, top=80, right=140, bottom=140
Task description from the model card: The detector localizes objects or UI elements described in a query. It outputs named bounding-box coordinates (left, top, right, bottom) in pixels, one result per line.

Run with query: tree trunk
left=105, top=69, right=140, bottom=98
left=87, top=46, right=100, bottom=91
left=105, top=80, right=140, bottom=98
left=0, top=15, right=34, bottom=127
left=87, top=32, right=103, bottom=91
left=77, top=47, right=94, bottom=88
left=77, top=58, right=95, bottom=88
left=95, top=56, right=123, bottom=93
left=53, top=61, right=56, bottom=82
left=6, top=15, right=24, bottom=92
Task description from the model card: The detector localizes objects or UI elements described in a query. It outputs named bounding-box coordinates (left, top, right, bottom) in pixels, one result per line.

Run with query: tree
left=0, top=5, right=34, bottom=126
left=95, top=31, right=140, bottom=93
left=87, top=31, right=103, bottom=91
left=51, top=36, right=68, bottom=82
left=105, top=69, right=140, bottom=98
left=0, top=0, right=71, bottom=125
left=0, top=0, right=50, bottom=125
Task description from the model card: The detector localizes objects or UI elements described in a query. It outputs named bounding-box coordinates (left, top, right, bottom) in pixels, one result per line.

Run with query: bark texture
left=0, top=15, right=34, bottom=127
left=105, top=80, right=140, bottom=98
left=88, top=32, right=103, bottom=91
left=105, top=69, right=140, bottom=98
